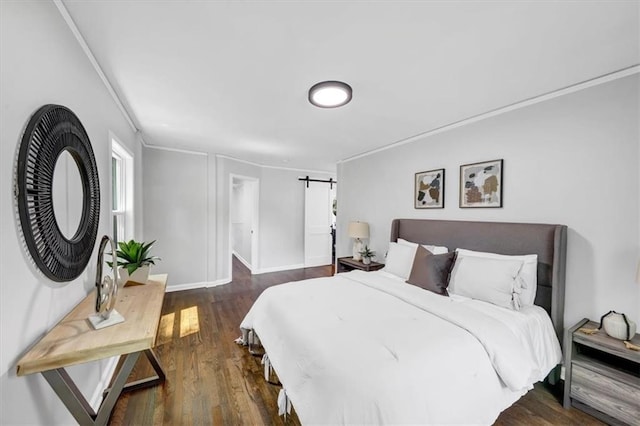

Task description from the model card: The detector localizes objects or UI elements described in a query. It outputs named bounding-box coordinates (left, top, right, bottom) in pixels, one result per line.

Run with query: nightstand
left=337, top=256, right=384, bottom=273
left=564, top=318, right=640, bottom=425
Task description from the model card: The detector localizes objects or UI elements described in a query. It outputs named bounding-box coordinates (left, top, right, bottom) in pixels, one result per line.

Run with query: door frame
left=229, top=173, right=259, bottom=275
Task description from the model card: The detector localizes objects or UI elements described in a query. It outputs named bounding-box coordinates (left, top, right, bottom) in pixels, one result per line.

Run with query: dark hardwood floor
left=109, top=257, right=603, bottom=425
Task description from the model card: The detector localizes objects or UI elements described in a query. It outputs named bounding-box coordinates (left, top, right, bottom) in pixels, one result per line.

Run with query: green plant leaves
left=107, top=239, right=160, bottom=273
left=359, top=245, right=375, bottom=258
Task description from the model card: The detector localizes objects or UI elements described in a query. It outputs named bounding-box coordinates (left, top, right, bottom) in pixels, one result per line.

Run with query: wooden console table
left=16, top=274, right=168, bottom=426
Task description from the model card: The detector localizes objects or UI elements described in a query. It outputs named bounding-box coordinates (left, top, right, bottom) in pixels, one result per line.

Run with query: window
left=111, top=137, right=133, bottom=246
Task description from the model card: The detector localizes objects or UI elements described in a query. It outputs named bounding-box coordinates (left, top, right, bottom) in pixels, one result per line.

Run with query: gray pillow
left=406, top=245, right=456, bottom=296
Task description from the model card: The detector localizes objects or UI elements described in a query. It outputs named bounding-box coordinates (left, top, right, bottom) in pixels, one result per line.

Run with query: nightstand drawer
left=571, top=363, right=640, bottom=424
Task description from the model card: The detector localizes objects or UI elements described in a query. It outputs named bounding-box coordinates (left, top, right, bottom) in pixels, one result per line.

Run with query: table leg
left=118, top=349, right=166, bottom=393
left=42, top=368, right=96, bottom=425
left=42, top=351, right=140, bottom=426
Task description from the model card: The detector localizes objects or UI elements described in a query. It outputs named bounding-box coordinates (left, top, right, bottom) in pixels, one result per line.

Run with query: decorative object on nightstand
left=601, top=311, right=637, bottom=342
left=348, top=221, right=369, bottom=261
left=359, top=246, right=376, bottom=265
left=337, top=256, right=384, bottom=273
left=564, top=318, right=640, bottom=425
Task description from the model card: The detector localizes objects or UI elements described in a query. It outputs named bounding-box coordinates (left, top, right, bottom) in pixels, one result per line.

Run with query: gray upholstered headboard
left=390, top=219, right=567, bottom=342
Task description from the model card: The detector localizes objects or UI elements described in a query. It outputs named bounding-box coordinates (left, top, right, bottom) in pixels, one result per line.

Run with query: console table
left=16, top=274, right=168, bottom=426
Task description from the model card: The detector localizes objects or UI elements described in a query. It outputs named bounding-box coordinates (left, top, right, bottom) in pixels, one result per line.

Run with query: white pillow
left=448, top=256, right=524, bottom=310
left=383, top=242, right=417, bottom=280
left=455, top=248, right=538, bottom=306
left=397, top=238, right=449, bottom=255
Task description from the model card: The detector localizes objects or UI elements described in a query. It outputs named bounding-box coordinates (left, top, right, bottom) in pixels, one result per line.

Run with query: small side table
left=337, top=256, right=384, bottom=273
left=564, top=318, right=640, bottom=425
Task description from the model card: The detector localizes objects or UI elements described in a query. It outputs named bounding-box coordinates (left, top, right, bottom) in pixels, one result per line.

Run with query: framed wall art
left=415, top=169, right=445, bottom=209
left=459, top=159, right=503, bottom=208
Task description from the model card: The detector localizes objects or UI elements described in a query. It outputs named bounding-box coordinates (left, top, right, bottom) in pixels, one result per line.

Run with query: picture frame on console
left=459, top=159, right=503, bottom=208
left=414, top=168, right=445, bottom=209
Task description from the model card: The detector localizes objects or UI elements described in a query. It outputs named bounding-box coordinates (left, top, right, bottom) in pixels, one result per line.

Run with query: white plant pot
left=363, top=257, right=371, bottom=265
left=118, top=265, right=150, bottom=286
left=602, top=312, right=637, bottom=340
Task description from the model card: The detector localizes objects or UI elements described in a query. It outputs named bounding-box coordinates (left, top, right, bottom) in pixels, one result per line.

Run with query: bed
left=239, top=219, right=567, bottom=424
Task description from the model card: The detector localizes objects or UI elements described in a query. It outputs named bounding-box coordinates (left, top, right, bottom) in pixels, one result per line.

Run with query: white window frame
left=111, top=134, right=134, bottom=246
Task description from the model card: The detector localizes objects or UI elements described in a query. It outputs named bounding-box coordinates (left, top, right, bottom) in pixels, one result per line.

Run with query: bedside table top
left=572, top=319, right=640, bottom=363
left=338, top=257, right=384, bottom=271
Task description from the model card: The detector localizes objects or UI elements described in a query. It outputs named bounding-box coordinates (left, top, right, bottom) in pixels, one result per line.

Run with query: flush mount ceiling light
left=308, top=81, right=352, bottom=108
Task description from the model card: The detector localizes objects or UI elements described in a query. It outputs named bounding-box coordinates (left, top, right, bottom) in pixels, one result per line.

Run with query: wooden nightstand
left=564, top=318, right=640, bottom=425
left=337, top=256, right=384, bottom=273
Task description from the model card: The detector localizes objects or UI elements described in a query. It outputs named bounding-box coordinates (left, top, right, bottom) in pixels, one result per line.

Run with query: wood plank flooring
left=109, top=257, right=603, bottom=425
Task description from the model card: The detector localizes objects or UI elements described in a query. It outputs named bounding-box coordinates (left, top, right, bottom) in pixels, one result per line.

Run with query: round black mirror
left=15, top=104, right=101, bottom=282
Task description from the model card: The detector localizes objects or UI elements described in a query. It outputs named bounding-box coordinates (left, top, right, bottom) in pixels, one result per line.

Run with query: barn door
left=304, top=181, right=332, bottom=267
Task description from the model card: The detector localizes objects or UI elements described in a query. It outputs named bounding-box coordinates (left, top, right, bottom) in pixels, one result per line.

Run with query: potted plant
left=359, top=246, right=376, bottom=265
left=108, top=240, right=160, bottom=286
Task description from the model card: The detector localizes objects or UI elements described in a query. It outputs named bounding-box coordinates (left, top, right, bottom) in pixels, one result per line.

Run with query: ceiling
left=62, top=1, right=639, bottom=172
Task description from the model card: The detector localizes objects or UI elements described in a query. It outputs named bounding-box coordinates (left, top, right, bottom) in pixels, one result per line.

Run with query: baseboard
left=232, top=251, right=252, bottom=270
left=89, top=356, right=119, bottom=410
left=164, top=278, right=230, bottom=293
left=256, top=263, right=305, bottom=274
left=208, top=278, right=231, bottom=287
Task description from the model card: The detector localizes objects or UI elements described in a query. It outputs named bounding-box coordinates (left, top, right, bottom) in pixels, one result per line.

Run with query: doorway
left=229, top=174, right=259, bottom=277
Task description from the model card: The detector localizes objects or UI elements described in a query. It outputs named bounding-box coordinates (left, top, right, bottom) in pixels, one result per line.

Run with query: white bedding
left=240, top=270, right=562, bottom=425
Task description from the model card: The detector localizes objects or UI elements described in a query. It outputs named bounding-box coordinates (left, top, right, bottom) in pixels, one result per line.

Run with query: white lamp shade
left=636, top=260, right=640, bottom=284
left=348, top=221, right=369, bottom=239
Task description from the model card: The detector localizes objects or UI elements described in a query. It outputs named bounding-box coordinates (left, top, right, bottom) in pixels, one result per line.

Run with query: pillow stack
left=381, top=239, right=538, bottom=310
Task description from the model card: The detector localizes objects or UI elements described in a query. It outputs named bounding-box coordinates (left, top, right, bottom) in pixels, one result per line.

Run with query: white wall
left=337, top=75, right=640, bottom=329
left=0, top=1, right=141, bottom=424
left=141, top=148, right=219, bottom=291
left=142, top=147, right=208, bottom=286
left=260, top=167, right=308, bottom=271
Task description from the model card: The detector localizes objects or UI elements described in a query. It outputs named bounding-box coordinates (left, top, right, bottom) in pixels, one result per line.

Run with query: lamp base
left=353, top=239, right=363, bottom=261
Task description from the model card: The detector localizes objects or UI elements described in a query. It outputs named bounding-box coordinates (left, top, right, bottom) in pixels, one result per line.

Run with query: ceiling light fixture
left=308, top=81, right=352, bottom=108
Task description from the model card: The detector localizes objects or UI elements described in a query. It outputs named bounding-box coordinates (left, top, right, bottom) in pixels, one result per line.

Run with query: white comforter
left=240, top=270, right=561, bottom=425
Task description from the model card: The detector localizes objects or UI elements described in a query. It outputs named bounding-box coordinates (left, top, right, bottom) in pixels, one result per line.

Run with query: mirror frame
left=15, top=104, right=101, bottom=282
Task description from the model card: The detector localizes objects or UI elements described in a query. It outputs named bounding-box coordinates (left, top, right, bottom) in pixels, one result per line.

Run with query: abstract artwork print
left=415, top=169, right=445, bottom=209
left=459, top=159, right=503, bottom=208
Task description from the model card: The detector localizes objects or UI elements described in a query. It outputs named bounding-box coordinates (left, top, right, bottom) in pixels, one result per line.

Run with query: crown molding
left=54, top=0, right=138, bottom=132
left=339, top=65, right=640, bottom=164
left=216, top=154, right=334, bottom=175
left=141, top=139, right=208, bottom=156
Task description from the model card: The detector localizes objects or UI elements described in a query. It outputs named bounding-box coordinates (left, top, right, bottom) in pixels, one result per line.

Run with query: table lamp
left=348, top=221, right=369, bottom=261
